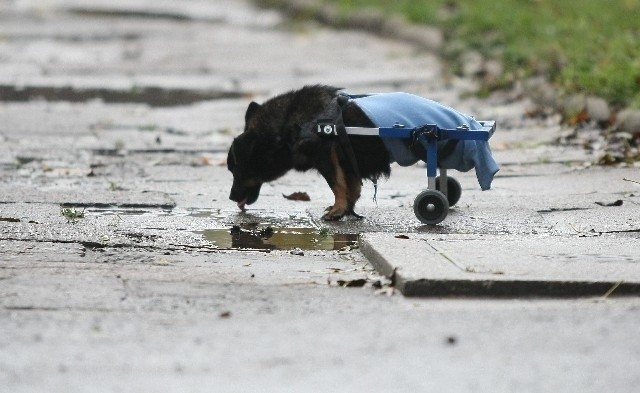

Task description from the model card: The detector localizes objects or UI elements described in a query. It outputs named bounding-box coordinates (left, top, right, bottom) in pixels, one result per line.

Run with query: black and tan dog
left=227, top=85, right=390, bottom=220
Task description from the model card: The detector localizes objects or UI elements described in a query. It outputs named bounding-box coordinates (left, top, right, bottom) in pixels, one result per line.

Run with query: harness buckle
left=316, top=121, right=338, bottom=137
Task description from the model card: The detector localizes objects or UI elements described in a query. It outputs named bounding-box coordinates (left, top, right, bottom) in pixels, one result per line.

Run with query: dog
left=227, top=85, right=391, bottom=220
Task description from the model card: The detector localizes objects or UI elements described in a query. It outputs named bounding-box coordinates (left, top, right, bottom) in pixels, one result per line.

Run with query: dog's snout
left=229, top=181, right=244, bottom=202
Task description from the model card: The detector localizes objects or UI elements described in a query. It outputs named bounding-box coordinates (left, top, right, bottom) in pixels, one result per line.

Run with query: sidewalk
left=361, top=165, right=640, bottom=297
left=1, top=1, right=639, bottom=392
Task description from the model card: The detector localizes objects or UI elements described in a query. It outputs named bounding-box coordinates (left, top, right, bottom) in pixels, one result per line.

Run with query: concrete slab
left=0, top=0, right=441, bottom=99
left=360, top=233, right=640, bottom=297
left=1, top=0, right=640, bottom=391
left=0, top=186, right=175, bottom=208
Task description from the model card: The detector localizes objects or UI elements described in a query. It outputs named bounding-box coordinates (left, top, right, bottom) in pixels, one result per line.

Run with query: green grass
left=60, top=207, right=85, bottom=223
left=326, top=0, right=640, bottom=108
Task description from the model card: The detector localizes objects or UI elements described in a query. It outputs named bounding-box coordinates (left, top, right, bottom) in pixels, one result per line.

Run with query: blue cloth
left=349, top=92, right=499, bottom=190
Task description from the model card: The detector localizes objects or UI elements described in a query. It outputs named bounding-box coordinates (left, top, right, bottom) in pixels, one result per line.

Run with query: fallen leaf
left=595, top=200, right=623, bottom=207
left=395, top=234, right=410, bottom=239
left=337, top=278, right=367, bottom=287
left=573, top=109, right=590, bottom=124
left=283, top=192, right=311, bottom=201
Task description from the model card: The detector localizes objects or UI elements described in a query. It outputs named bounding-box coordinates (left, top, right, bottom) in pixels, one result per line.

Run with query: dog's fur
left=227, top=85, right=391, bottom=220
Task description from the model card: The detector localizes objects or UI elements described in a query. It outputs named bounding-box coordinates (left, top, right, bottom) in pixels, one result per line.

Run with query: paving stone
left=361, top=233, right=640, bottom=297
left=1, top=1, right=640, bottom=392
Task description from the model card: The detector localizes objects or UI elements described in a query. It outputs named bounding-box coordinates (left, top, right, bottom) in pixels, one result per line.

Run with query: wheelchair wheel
left=413, top=190, right=449, bottom=225
left=436, top=176, right=462, bottom=207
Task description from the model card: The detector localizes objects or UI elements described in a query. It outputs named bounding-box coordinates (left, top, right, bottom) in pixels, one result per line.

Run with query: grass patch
left=60, top=207, right=85, bottom=223
left=325, top=0, right=640, bottom=108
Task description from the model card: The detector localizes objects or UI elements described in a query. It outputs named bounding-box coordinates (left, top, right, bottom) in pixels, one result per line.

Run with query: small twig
left=623, top=177, right=640, bottom=185
left=601, top=281, right=623, bottom=299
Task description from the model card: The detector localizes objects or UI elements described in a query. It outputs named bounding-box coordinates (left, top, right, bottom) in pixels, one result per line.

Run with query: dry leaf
left=595, top=200, right=623, bottom=207
left=283, top=192, right=311, bottom=201
left=337, top=278, right=367, bottom=287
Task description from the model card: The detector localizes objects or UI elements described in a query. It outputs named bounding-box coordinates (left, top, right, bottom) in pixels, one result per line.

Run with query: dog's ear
left=245, top=101, right=261, bottom=124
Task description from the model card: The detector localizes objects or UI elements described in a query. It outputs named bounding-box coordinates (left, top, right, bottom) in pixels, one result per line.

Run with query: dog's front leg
left=321, top=146, right=348, bottom=220
left=345, top=179, right=363, bottom=219
left=320, top=145, right=364, bottom=221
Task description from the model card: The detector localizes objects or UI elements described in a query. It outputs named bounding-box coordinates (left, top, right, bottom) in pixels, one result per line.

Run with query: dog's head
left=227, top=101, right=291, bottom=211
left=227, top=132, right=263, bottom=211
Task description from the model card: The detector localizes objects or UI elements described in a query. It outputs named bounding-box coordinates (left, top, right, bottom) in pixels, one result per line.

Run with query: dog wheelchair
left=342, top=120, right=497, bottom=225
left=311, top=92, right=498, bottom=225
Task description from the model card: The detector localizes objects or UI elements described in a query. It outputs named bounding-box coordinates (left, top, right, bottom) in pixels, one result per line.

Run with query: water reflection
left=198, top=225, right=358, bottom=251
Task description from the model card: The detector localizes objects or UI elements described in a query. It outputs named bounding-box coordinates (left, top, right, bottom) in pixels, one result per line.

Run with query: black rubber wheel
left=413, top=190, right=449, bottom=225
left=435, top=176, right=462, bottom=207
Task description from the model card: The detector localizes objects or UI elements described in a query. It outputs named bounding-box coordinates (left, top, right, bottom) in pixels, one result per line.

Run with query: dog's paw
left=322, top=211, right=345, bottom=221
left=322, top=206, right=346, bottom=221
left=348, top=208, right=364, bottom=219
left=322, top=207, right=364, bottom=221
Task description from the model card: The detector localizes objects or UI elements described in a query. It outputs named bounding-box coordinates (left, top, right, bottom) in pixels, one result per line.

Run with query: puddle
left=0, top=84, right=246, bottom=107
left=197, top=225, right=359, bottom=251
left=187, top=208, right=227, bottom=219
left=83, top=207, right=173, bottom=216
left=68, top=7, right=225, bottom=23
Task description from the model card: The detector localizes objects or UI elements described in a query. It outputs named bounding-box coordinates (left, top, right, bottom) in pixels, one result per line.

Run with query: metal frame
left=346, top=121, right=496, bottom=198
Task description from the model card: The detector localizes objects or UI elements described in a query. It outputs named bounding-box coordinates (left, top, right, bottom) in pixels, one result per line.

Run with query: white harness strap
left=344, top=127, right=380, bottom=136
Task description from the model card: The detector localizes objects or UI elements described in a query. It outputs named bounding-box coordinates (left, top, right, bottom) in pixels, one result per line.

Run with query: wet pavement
left=1, top=0, right=640, bottom=392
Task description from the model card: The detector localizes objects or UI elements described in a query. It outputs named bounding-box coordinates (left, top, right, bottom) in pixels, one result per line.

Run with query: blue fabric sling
left=348, top=92, right=499, bottom=190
